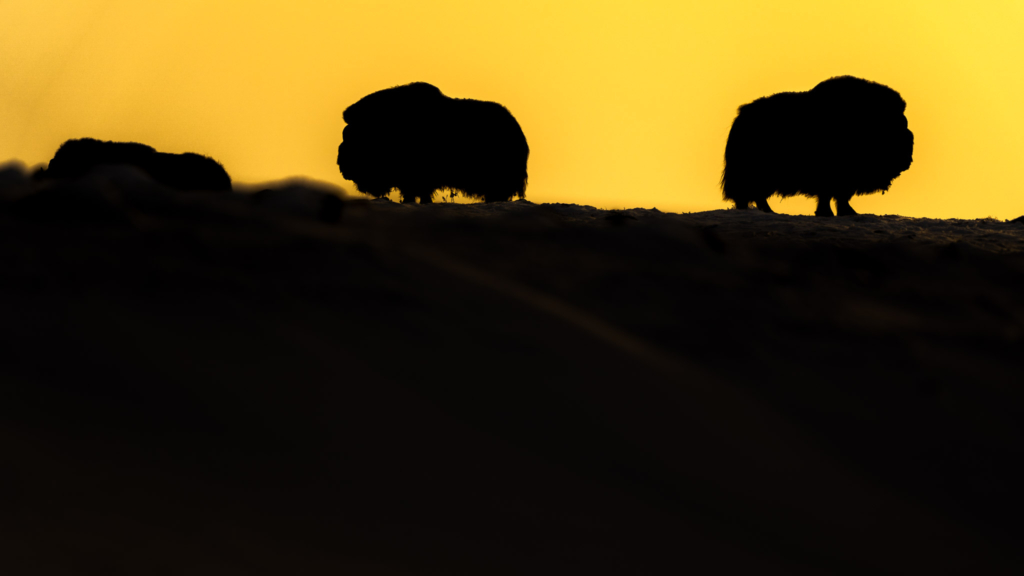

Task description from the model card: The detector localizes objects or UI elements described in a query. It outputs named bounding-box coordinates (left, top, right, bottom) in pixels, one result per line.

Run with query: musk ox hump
left=342, top=82, right=445, bottom=126
left=45, top=138, right=156, bottom=181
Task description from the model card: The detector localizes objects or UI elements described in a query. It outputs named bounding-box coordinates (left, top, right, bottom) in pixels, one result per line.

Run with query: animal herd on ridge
left=30, top=75, right=914, bottom=218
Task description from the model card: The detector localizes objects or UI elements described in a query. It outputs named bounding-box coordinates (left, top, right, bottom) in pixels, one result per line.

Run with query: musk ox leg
left=814, top=196, right=835, bottom=217
left=733, top=199, right=751, bottom=210
left=399, top=189, right=427, bottom=203
left=400, top=187, right=435, bottom=204
left=835, top=195, right=857, bottom=216
left=754, top=198, right=775, bottom=214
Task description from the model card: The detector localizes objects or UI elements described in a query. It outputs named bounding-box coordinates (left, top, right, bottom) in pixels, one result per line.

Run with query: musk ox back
left=337, top=82, right=529, bottom=203
left=722, top=76, right=913, bottom=216
left=41, top=138, right=232, bottom=192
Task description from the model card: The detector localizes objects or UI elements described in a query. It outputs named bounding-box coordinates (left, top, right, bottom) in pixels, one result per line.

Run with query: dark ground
left=1, top=168, right=1023, bottom=574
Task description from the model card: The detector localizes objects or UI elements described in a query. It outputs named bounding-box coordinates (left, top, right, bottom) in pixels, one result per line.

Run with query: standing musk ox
left=39, top=138, right=232, bottom=191
left=337, top=82, right=529, bottom=203
left=722, top=76, right=914, bottom=216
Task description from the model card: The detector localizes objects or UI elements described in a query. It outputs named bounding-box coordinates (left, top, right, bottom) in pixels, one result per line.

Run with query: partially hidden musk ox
left=337, top=82, right=529, bottom=203
left=40, top=138, right=232, bottom=191
left=722, top=76, right=913, bottom=216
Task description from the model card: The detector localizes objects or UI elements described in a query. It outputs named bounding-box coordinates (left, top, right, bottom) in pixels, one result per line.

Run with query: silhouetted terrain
left=723, top=76, right=914, bottom=216
left=1, top=163, right=1023, bottom=574
left=337, top=82, right=529, bottom=203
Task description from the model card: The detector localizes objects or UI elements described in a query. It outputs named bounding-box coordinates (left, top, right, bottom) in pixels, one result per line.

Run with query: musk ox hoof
left=754, top=199, right=775, bottom=214
left=721, top=76, right=913, bottom=216
left=337, top=82, right=529, bottom=204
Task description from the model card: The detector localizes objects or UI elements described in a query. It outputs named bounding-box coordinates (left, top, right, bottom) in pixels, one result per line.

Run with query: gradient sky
left=2, top=1, right=1023, bottom=218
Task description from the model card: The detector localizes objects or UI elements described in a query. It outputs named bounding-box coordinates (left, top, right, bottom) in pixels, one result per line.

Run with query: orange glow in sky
left=2, top=1, right=1023, bottom=218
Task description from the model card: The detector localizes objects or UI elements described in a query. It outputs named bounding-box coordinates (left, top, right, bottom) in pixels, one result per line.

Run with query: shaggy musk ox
left=722, top=76, right=914, bottom=216
left=337, top=82, right=529, bottom=203
left=40, top=138, right=232, bottom=191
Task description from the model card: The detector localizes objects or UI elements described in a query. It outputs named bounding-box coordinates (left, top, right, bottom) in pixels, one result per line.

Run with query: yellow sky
left=1, top=1, right=1023, bottom=218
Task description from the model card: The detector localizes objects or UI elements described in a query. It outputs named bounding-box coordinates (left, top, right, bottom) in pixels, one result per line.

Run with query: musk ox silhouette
left=722, top=76, right=913, bottom=217
left=337, top=82, right=529, bottom=203
left=39, top=138, right=232, bottom=191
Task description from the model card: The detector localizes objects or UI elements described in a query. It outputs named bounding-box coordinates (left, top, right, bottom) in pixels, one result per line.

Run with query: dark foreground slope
left=1, top=168, right=1023, bottom=574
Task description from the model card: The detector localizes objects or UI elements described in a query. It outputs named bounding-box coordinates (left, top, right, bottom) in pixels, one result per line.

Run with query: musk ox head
left=41, top=138, right=232, bottom=192
left=337, top=82, right=529, bottom=203
left=721, top=76, right=913, bottom=216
